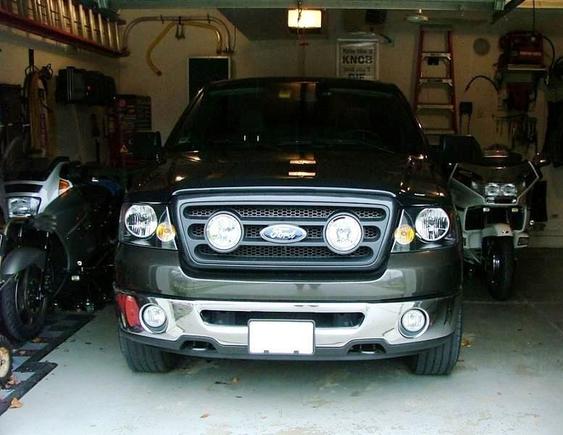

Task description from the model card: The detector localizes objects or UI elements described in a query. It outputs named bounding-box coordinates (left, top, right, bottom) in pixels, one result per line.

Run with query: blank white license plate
left=248, top=320, right=315, bottom=355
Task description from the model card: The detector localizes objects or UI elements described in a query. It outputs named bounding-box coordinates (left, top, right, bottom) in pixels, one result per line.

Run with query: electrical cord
left=465, top=75, right=500, bottom=93
left=543, top=35, right=556, bottom=71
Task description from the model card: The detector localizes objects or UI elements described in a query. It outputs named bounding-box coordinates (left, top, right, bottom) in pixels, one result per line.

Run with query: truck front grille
left=175, top=192, right=395, bottom=272
left=196, top=245, right=373, bottom=259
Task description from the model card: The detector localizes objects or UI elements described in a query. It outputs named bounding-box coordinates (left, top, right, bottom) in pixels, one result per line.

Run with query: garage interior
left=0, top=0, right=563, bottom=433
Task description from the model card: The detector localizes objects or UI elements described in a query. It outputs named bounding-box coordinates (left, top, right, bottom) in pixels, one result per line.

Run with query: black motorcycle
left=0, top=164, right=123, bottom=341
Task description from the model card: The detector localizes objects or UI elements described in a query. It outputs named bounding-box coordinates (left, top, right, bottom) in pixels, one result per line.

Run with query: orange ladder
left=414, top=27, right=458, bottom=142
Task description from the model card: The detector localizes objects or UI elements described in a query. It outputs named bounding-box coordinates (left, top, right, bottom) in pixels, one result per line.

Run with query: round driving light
left=156, top=222, right=176, bottom=242
left=140, top=304, right=167, bottom=333
left=415, top=208, right=450, bottom=242
left=324, top=213, right=363, bottom=254
left=394, top=224, right=415, bottom=245
left=501, top=183, right=517, bottom=197
left=125, top=204, right=158, bottom=238
left=205, top=212, right=243, bottom=253
left=484, top=183, right=500, bottom=197
left=400, top=308, right=428, bottom=337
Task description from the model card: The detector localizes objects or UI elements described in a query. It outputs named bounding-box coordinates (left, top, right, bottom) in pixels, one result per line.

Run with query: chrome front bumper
left=119, top=292, right=462, bottom=360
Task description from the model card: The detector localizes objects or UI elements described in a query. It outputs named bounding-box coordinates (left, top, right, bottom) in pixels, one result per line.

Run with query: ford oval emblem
left=260, top=224, right=307, bottom=244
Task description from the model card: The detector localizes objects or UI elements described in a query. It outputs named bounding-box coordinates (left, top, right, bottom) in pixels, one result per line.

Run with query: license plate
left=248, top=320, right=315, bottom=356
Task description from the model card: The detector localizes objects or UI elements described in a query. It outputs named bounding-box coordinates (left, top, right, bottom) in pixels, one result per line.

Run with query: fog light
left=394, top=224, right=415, bottom=245
left=140, top=304, right=167, bottom=333
left=400, top=308, right=428, bottom=337
left=156, top=222, right=176, bottom=242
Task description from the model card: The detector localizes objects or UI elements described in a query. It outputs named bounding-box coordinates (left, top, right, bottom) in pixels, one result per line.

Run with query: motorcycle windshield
left=457, top=161, right=538, bottom=189
left=3, top=157, right=67, bottom=182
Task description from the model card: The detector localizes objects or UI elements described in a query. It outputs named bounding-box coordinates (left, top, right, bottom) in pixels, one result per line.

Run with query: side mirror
left=129, top=132, right=163, bottom=163
left=532, top=153, right=550, bottom=168
left=440, top=135, right=483, bottom=165
left=65, top=161, right=88, bottom=183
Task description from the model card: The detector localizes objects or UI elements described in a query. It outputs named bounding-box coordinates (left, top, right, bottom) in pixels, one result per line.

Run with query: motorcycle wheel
left=0, top=265, right=49, bottom=341
left=483, top=237, right=515, bottom=301
left=0, top=335, right=13, bottom=387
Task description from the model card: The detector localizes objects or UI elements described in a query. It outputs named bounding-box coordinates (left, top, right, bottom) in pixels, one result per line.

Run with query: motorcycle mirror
left=440, top=135, right=483, bottom=165
left=532, top=153, right=550, bottom=168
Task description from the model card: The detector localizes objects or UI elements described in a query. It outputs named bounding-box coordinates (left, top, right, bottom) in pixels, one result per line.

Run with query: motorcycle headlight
left=8, top=197, right=41, bottom=218
left=324, top=213, right=363, bottom=254
left=500, top=183, right=517, bottom=197
left=415, top=208, right=450, bottom=242
left=205, top=212, right=243, bottom=253
left=124, top=204, right=158, bottom=238
left=484, top=183, right=501, bottom=197
left=484, top=182, right=518, bottom=199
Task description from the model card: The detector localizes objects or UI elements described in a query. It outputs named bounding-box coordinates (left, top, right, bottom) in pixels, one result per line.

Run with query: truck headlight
left=415, top=208, right=450, bottom=242
left=324, top=213, right=363, bottom=254
left=124, top=204, right=158, bottom=238
left=8, top=197, right=41, bottom=218
left=205, top=212, right=243, bottom=253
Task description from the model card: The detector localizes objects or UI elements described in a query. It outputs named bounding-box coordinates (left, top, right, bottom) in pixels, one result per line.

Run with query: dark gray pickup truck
left=114, top=77, right=463, bottom=375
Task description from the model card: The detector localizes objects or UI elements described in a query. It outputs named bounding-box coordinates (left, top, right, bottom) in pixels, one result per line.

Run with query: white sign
left=337, top=40, right=379, bottom=81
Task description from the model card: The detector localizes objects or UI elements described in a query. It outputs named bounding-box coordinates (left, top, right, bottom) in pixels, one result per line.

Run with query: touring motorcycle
left=441, top=136, right=544, bottom=300
left=0, top=159, right=123, bottom=341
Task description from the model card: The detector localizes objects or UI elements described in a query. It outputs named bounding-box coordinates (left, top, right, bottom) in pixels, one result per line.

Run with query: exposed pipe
left=122, top=15, right=234, bottom=54
left=145, top=21, right=224, bottom=76
left=184, top=22, right=224, bottom=54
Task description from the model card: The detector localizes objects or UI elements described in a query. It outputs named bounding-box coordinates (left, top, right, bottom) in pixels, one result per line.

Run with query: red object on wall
left=108, top=95, right=152, bottom=167
left=0, top=6, right=121, bottom=57
left=499, top=31, right=544, bottom=67
left=506, top=83, right=534, bottom=112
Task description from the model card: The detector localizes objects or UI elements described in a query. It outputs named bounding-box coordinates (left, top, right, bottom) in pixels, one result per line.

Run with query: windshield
left=458, top=161, right=538, bottom=186
left=2, top=156, right=70, bottom=182
left=167, top=81, right=424, bottom=154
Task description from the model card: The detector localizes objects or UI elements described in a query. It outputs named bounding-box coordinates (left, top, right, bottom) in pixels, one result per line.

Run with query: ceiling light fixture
left=288, top=9, right=322, bottom=29
left=406, top=9, right=429, bottom=24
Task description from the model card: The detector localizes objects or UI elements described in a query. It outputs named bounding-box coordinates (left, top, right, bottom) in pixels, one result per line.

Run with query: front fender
left=1, top=247, right=46, bottom=277
left=481, top=223, right=513, bottom=238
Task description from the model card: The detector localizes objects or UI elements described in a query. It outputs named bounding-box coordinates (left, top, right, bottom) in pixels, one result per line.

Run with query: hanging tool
left=175, top=17, right=186, bottom=39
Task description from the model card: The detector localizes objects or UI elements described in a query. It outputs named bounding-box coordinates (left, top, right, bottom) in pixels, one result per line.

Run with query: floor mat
left=0, top=312, right=93, bottom=415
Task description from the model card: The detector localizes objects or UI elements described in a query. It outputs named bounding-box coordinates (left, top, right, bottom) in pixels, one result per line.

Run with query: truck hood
left=130, top=148, right=449, bottom=204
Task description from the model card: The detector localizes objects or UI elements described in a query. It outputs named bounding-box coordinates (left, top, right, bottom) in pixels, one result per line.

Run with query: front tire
left=411, top=305, right=462, bottom=375
left=0, top=335, right=13, bottom=387
left=119, top=333, right=178, bottom=373
left=484, top=237, right=515, bottom=301
left=0, top=266, right=48, bottom=341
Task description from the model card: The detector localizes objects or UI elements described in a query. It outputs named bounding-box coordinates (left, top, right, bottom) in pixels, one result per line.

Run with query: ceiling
left=109, top=1, right=560, bottom=28
left=111, top=0, right=511, bottom=12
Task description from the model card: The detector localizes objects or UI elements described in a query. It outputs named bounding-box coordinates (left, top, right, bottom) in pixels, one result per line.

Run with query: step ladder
left=0, top=0, right=121, bottom=56
left=414, top=27, right=458, bottom=142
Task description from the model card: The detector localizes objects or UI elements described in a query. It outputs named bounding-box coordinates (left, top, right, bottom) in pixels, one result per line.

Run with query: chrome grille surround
left=175, top=191, right=395, bottom=271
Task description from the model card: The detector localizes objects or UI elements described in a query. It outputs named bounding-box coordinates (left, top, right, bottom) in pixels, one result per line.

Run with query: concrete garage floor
left=1, top=249, right=563, bottom=435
